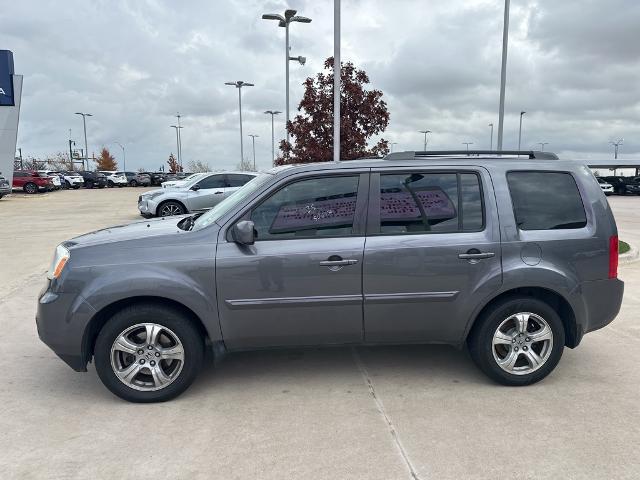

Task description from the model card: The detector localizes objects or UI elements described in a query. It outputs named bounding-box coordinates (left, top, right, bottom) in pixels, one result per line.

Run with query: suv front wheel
left=94, top=304, right=204, bottom=402
left=468, top=297, right=565, bottom=386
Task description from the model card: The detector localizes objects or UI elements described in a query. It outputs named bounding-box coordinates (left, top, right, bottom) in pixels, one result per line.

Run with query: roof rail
left=385, top=150, right=559, bottom=160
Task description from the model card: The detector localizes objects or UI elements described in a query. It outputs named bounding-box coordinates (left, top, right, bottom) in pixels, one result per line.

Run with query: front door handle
left=214, top=191, right=224, bottom=194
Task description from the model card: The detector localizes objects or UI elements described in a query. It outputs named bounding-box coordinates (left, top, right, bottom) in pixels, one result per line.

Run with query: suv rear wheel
left=468, top=297, right=565, bottom=386
left=24, top=182, right=38, bottom=194
left=94, top=304, right=204, bottom=402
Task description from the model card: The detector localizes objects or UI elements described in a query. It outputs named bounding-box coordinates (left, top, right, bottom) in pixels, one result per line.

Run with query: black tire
left=157, top=200, right=186, bottom=217
left=107, top=180, right=114, bottom=188
left=130, top=180, right=138, bottom=187
left=24, top=182, right=38, bottom=194
left=468, top=296, right=565, bottom=386
left=94, top=303, right=204, bottom=403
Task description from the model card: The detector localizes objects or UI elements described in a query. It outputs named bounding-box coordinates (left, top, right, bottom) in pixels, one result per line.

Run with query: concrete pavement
left=1, top=189, right=639, bottom=479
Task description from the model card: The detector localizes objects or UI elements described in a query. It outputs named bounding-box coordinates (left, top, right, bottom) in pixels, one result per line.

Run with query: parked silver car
left=138, top=171, right=257, bottom=217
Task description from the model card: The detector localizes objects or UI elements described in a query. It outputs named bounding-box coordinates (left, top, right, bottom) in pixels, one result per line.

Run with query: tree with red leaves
left=276, top=57, right=390, bottom=165
left=167, top=153, right=183, bottom=173
left=95, top=147, right=118, bottom=171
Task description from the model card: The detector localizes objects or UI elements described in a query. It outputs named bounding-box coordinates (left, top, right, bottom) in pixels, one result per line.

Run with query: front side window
left=507, top=171, right=587, bottom=230
left=375, top=172, right=484, bottom=234
left=197, top=175, right=226, bottom=189
left=250, top=176, right=360, bottom=240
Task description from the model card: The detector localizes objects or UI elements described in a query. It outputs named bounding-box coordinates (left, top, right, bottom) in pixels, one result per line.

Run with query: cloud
left=2, top=0, right=638, bottom=171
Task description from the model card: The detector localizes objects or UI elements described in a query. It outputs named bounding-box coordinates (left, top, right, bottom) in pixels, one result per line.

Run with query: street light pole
left=518, top=111, right=526, bottom=151
left=537, top=142, right=549, bottom=152
left=462, top=142, right=474, bottom=154
left=225, top=81, right=254, bottom=164
left=489, top=123, right=494, bottom=150
left=391, top=142, right=398, bottom=153
left=170, top=125, right=182, bottom=168
left=262, top=9, right=312, bottom=148
left=75, top=112, right=93, bottom=170
left=264, top=110, right=282, bottom=164
left=114, top=142, right=125, bottom=171
left=176, top=113, right=183, bottom=169
left=333, top=0, right=341, bottom=162
left=497, top=0, right=510, bottom=151
left=419, top=130, right=431, bottom=151
left=248, top=134, right=259, bottom=171
left=610, top=139, right=623, bottom=159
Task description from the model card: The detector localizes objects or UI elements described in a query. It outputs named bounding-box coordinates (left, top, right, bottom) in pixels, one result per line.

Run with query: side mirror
left=231, top=220, right=256, bottom=246
left=191, top=184, right=200, bottom=191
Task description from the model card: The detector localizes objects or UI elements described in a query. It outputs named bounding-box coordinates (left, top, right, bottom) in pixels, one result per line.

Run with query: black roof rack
left=385, top=150, right=559, bottom=160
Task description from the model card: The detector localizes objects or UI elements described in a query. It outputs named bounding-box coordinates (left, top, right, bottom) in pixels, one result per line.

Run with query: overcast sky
left=2, top=0, right=639, bottom=171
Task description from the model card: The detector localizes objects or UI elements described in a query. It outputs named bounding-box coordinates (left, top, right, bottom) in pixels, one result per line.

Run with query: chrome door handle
left=458, top=252, right=495, bottom=260
left=319, top=259, right=359, bottom=267
left=214, top=191, right=224, bottom=194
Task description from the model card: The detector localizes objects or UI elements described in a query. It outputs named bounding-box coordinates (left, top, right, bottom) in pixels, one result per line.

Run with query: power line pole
left=75, top=112, right=92, bottom=170
left=248, top=134, right=259, bottom=171
left=488, top=123, right=494, bottom=150
left=518, top=111, right=526, bottom=151
left=264, top=110, right=282, bottom=164
left=462, top=142, right=474, bottom=154
left=610, top=139, right=623, bottom=159
left=537, top=142, right=549, bottom=152
left=225, top=81, right=254, bottom=165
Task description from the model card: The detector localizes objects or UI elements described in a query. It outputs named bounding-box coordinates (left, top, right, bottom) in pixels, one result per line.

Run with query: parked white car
left=139, top=172, right=257, bottom=217
left=100, top=171, right=128, bottom=188
left=58, top=170, right=85, bottom=189
left=596, top=177, right=614, bottom=196
left=162, top=172, right=209, bottom=189
left=37, top=170, right=61, bottom=190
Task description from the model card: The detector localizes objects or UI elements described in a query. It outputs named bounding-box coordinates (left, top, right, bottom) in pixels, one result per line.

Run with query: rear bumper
left=577, top=278, right=624, bottom=343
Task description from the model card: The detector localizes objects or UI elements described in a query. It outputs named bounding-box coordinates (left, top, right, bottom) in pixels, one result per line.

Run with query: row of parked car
left=597, top=176, right=640, bottom=195
left=3, top=170, right=196, bottom=196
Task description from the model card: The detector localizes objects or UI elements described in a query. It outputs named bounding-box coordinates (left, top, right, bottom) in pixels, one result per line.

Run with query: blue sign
left=0, top=50, right=15, bottom=106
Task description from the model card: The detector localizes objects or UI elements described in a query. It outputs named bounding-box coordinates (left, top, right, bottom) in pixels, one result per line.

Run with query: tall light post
left=610, top=139, right=624, bottom=159
left=462, top=142, right=474, bottom=154
left=74, top=112, right=92, bottom=170
left=537, top=142, right=549, bottom=152
left=333, top=0, right=340, bottom=162
left=170, top=125, right=182, bottom=168
left=391, top=142, right=398, bottom=153
left=113, top=141, right=126, bottom=171
left=225, top=81, right=254, bottom=164
left=488, top=123, right=494, bottom=150
left=248, top=134, right=259, bottom=171
left=497, top=0, right=510, bottom=151
left=264, top=110, right=282, bottom=164
left=175, top=113, right=183, bottom=169
left=262, top=9, right=311, bottom=147
left=419, top=130, right=431, bottom=151
left=518, top=111, right=526, bottom=151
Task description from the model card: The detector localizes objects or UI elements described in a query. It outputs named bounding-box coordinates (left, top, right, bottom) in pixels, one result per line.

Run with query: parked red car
left=12, top=171, right=54, bottom=193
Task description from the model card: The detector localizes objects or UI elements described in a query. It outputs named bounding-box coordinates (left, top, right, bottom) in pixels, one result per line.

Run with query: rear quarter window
left=507, top=171, right=587, bottom=230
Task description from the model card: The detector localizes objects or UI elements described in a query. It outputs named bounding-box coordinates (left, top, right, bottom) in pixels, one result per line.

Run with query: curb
left=619, top=243, right=639, bottom=265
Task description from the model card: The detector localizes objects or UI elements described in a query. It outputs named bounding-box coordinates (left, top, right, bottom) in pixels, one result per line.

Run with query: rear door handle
left=319, top=259, right=359, bottom=267
left=458, top=251, right=495, bottom=260
left=214, top=191, right=224, bottom=194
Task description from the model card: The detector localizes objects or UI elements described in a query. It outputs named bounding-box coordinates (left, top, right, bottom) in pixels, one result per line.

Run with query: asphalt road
left=1, top=188, right=639, bottom=479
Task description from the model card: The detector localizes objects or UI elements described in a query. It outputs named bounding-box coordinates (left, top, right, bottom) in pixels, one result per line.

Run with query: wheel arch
left=82, top=296, right=211, bottom=367
left=465, top=287, right=580, bottom=348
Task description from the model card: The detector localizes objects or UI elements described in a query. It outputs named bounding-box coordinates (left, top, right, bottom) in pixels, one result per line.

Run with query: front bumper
left=36, top=285, right=97, bottom=372
left=138, top=197, right=160, bottom=216
left=0, top=185, right=11, bottom=195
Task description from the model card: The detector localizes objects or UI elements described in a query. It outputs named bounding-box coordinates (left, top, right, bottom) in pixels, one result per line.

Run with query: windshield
left=182, top=172, right=209, bottom=188
left=192, top=173, right=273, bottom=231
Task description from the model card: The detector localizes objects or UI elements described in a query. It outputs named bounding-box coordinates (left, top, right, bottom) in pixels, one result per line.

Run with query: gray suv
left=36, top=151, right=624, bottom=402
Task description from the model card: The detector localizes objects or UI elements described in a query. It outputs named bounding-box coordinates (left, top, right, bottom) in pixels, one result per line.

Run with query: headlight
left=144, top=192, right=164, bottom=200
left=47, top=244, right=70, bottom=280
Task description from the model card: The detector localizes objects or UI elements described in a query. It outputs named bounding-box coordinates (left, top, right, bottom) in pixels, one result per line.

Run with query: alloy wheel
left=160, top=203, right=183, bottom=216
left=110, top=323, right=185, bottom=391
left=492, top=312, right=553, bottom=375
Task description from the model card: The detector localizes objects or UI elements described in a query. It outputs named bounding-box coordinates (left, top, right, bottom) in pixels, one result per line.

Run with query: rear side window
left=227, top=174, right=254, bottom=187
left=375, top=172, right=484, bottom=234
left=197, top=175, right=226, bottom=189
left=507, top=172, right=587, bottom=230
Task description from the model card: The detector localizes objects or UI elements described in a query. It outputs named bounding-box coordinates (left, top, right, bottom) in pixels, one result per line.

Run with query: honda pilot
left=36, top=151, right=624, bottom=402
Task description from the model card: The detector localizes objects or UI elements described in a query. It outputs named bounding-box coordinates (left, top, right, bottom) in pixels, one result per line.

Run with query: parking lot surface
left=1, top=189, right=639, bottom=479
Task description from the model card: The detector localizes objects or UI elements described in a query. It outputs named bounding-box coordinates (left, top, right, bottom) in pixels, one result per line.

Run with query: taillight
left=609, top=235, right=619, bottom=279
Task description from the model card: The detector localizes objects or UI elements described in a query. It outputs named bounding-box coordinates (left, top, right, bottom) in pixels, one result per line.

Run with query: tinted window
left=227, top=174, right=254, bottom=187
left=507, top=172, right=587, bottom=230
left=197, top=175, right=226, bottom=189
left=251, top=176, right=359, bottom=240
left=376, top=172, right=483, bottom=234
left=14, top=172, right=24, bottom=177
